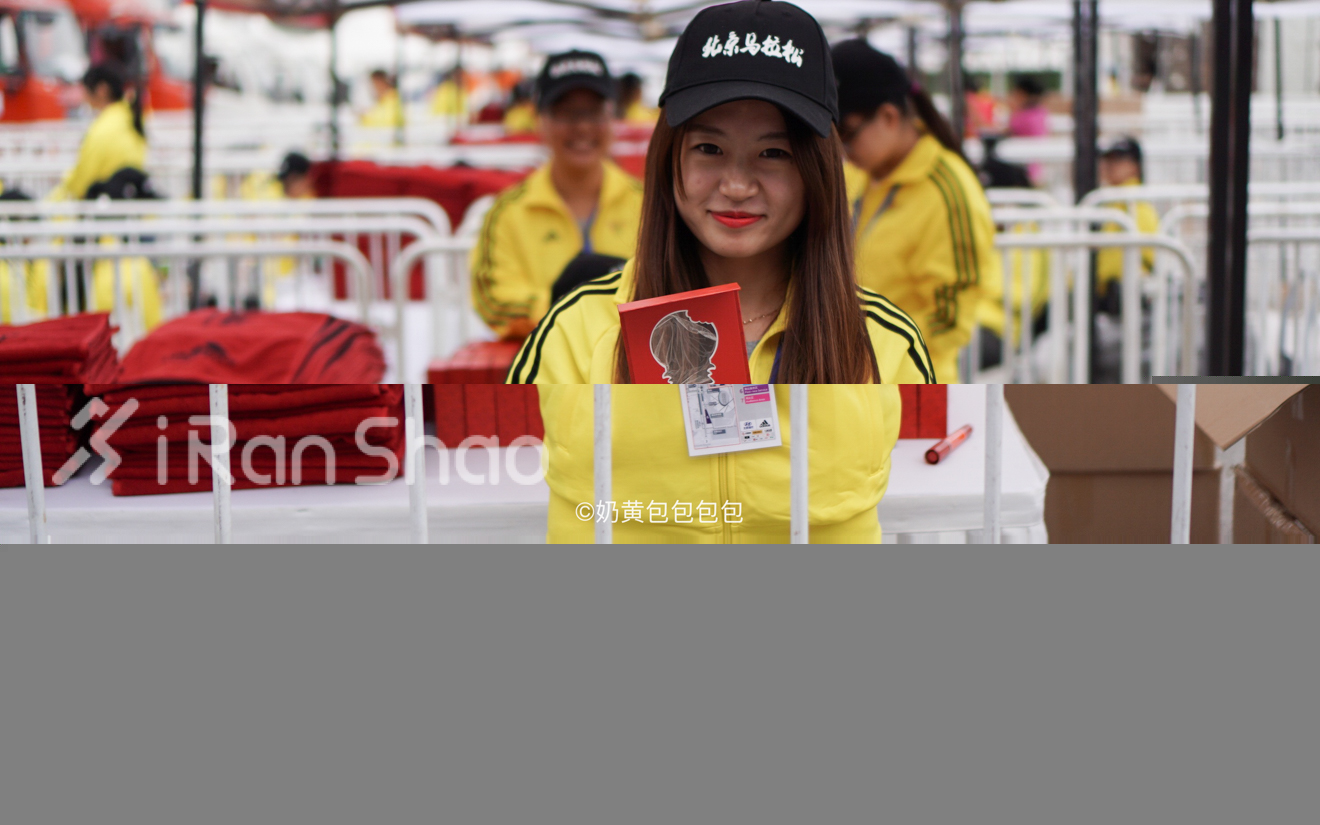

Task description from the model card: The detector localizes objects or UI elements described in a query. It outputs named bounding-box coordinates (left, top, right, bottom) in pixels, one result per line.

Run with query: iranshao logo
left=701, top=32, right=804, bottom=67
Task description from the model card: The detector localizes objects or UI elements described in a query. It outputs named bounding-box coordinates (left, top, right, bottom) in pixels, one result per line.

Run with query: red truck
left=0, top=0, right=87, bottom=122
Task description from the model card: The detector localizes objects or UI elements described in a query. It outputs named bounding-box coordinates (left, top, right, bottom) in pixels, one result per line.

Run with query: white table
left=0, top=386, right=1048, bottom=544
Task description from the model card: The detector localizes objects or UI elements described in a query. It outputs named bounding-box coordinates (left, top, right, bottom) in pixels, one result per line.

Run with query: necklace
left=743, top=302, right=784, bottom=325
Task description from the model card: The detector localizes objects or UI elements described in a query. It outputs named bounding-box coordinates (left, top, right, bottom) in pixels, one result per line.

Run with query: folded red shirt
left=111, top=310, right=385, bottom=385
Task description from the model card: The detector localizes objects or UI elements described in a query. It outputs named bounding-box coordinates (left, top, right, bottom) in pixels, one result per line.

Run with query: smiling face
left=541, top=88, right=614, bottom=174
left=674, top=100, right=806, bottom=262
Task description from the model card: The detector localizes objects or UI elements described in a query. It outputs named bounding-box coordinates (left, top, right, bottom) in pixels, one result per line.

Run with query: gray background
left=1, top=547, right=1316, bottom=825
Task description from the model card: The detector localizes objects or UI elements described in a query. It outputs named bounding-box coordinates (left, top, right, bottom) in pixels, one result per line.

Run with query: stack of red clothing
left=89, top=384, right=406, bottom=497
left=428, top=341, right=542, bottom=448
left=84, top=309, right=398, bottom=496
left=0, top=314, right=119, bottom=487
left=111, top=309, right=386, bottom=384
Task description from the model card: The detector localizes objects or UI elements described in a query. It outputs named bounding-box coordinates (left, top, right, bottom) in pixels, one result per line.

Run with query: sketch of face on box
left=650, top=310, right=719, bottom=384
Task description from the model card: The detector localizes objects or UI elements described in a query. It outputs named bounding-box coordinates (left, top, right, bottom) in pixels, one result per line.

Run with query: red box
left=898, top=385, right=948, bottom=440
left=917, top=384, right=948, bottom=438
left=618, top=284, right=751, bottom=384
left=427, top=341, right=540, bottom=446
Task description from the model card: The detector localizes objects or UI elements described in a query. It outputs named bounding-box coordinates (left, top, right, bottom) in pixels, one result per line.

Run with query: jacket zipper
left=719, top=453, right=733, bottom=543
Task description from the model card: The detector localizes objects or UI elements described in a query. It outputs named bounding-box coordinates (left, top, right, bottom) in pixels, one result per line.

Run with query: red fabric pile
left=427, top=341, right=542, bottom=448
left=0, top=314, right=119, bottom=488
left=108, top=309, right=386, bottom=384
left=80, top=310, right=396, bottom=496
left=91, top=384, right=407, bottom=497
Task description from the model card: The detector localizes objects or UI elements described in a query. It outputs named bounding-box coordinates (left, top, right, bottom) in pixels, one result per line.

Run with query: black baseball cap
left=277, top=152, right=311, bottom=181
left=659, top=0, right=838, bottom=138
left=1101, top=136, right=1143, bottom=165
left=535, top=50, right=615, bottom=112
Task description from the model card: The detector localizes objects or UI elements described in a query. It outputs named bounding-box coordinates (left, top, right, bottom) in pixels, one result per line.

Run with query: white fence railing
left=10, top=383, right=1013, bottom=546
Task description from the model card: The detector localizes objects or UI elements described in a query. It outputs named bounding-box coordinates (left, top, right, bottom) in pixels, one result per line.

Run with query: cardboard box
left=1233, top=466, right=1315, bottom=544
left=1045, top=470, right=1221, bottom=544
left=1241, top=385, right=1320, bottom=536
left=1007, top=385, right=1218, bottom=472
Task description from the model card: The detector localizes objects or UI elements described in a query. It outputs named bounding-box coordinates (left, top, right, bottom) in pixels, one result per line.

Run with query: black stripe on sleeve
left=509, top=272, right=623, bottom=383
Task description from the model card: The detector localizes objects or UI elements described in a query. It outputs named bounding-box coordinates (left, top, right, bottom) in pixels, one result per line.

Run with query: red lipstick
left=711, top=211, right=763, bottom=229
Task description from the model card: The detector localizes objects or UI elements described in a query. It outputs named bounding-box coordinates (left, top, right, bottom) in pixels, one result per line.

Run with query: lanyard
left=852, top=184, right=902, bottom=241
left=579, top=208, right=597, bottom=255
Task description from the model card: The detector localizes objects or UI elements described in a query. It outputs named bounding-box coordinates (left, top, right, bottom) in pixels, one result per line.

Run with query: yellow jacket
left=503, top=102, right=538, bottom=134
left=51, top=100, right=147, bottom=201
left=360, top=91, right=404, bottom=128
left=1, top=261, right=47, bottom=323
left=1, top=249, right=158, bottom=329
left=471, top=161, right=643, bottom=340
left=535, top=383, right=902, bottom=543
left=430, top=81, right=468, bottom=117
left=622, top=101, right=659, bottom=125
left=507, top=261, right=937, bottom=385
left=849, top=135, right=1001, bottom=384
left=1095, top=180, right=1159, bottom=293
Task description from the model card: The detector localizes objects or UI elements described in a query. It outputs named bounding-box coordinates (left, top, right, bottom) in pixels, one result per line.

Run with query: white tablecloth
left=0, top=386, right=1048, bottom=544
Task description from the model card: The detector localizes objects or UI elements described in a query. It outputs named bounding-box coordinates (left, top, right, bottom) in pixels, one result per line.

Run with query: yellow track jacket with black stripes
left=470, top=161, right=643, bottom=340
left=849, top=135, right=1002, bottom=384
left=506, top=262, right=936, bottom=543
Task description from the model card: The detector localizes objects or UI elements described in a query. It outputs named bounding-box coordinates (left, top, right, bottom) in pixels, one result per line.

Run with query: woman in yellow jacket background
left=833, top=41, right=1001, bottom=384
left=37, top=63, right=160, bottom=329
left=471, top=50, right=643, bottom=340
left=510, top=0, right=935, bottom=543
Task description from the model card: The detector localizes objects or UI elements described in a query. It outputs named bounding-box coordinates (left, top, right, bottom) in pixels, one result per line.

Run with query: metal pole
left=405, top=384, right=428, bottom=544
left=1074, top=0, right=1100, bottom=382
left=1073, top=0, right=1100, bottom=201
left=210, top=384, right=232, bottom=544
left=1190, top=30, right=1204, bottom=136
left=790, top=385, right=809, bottom=544
left=191, top=0, right=206, bottom=201
left=594, top=384, right=611, bottom=544
left=329, top=6, right=342, bottom=159
left=17, top=384, right=48, bottom=545
left=394, top=27, right=406, bottom=147
left=946, top=1, right=966, bottom=144
left=1273, top=18, right=1284, bottom=141
left=1207, top=0, right=1254, bottom=376
left=983, top=384, right=1003, bottom=544
left=1171, top=384, right=1197, bottom=544
left=905, top=25, right=919, bottom=77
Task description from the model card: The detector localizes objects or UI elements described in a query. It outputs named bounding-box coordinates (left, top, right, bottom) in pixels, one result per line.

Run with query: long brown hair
left=615, top=108, right=875, bottom=383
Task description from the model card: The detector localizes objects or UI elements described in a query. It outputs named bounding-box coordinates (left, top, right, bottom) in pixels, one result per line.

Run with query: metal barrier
left=991, top=232, right=1200, bottom=383
left=0, top=240, right=377, bottom=355
left=388, top=236, right=479, bottom=382
left=13, top=382, right=1010, bottom=546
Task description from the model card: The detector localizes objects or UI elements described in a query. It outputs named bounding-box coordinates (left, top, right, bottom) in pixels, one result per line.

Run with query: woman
left=832, top=40, right=1001, bottom=384
left=509, top=0, right=934, bottom=544
left=51, top=62, right=147, bottom=202
left=471, top=50, right=643, bottom=340
left=48, top=63, right=161, bottom=328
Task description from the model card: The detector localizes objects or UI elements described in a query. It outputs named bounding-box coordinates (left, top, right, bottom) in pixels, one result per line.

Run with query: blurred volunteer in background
left=51, top=62, right=147, bottom=202
left=832, top=40, right=999, bottom=384
left=471, top=50, right=643, bottom=340
left=503, top=80, right=539, bottom=134
left=430, top=67, right=469, bottom=117
left=1095, top=137, right=1158, bottom=311
left=510, top=0, right=934, bottom=543
left=360, top=70, right=403, bottom=128
left=617, top=72, right=658, bottom=124
left=45, top=62, right=161, bottom=329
